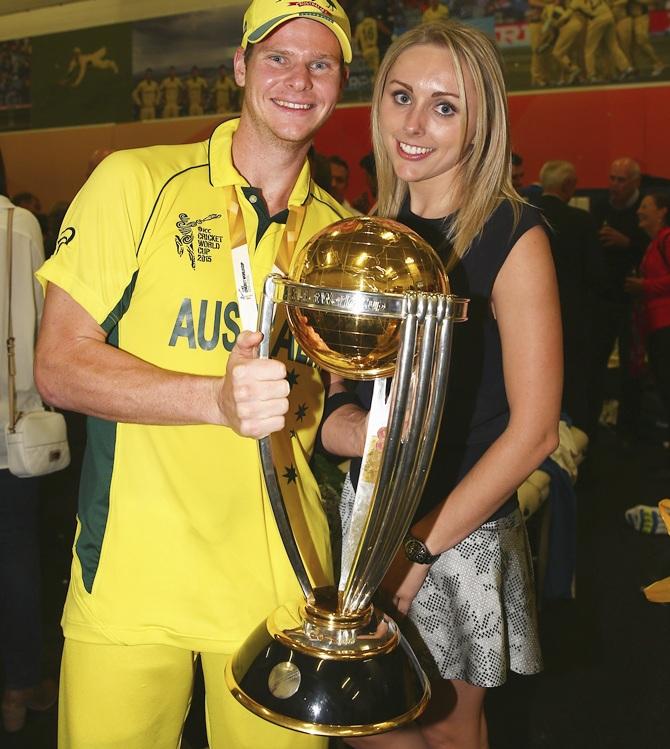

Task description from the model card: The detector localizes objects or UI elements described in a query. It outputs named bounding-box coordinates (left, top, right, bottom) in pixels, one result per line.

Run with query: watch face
left=405, top=538, right=426, bottom=563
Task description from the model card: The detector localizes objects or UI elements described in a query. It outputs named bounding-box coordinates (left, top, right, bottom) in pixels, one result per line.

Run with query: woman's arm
left=319, top=374, right=369, bottom=458
left=386, top=224, right=563, bottom=613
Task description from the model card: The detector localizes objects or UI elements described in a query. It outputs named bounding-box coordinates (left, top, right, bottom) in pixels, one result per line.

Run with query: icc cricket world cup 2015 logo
left=175, top=212, right=221, bottom=269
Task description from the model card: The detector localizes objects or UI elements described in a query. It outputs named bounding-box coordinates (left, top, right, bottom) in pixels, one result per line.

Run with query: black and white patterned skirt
left=340, top=475, right=543, bottom=688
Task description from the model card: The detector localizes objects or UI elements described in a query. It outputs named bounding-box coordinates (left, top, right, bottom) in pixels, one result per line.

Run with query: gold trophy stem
left=258, top=280, right=314, bottom=602
left=341, top=296, right=455, bottom=614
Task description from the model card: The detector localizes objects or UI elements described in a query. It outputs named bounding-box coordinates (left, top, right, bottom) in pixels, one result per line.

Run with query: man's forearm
left=36, top=335, right=222, bottom=426
left=36, top=284, right=291, bottom=437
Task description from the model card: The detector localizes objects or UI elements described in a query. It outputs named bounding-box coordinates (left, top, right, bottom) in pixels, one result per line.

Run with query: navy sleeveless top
left=349, top=199, right=545, bottom=523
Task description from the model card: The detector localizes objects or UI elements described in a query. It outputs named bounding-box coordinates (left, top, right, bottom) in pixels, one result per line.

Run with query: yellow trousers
left=162, top=104, right=180, bottom=118
left=585, top=14, right=630, bottom=77
left=529, top=21, right=553, bottom=85
left=633, top=14, right=660, bottom=66
left=616, top=16, right=634, bottom=59
left=552, top=17, right=585, bottom=74
left=58, top=639, right=328, bottom=749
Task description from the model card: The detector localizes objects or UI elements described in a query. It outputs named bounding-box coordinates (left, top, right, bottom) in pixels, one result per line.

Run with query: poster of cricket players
left=131, top=7, right=245, bottom=121
left=5, top=0, right=670, bottom=133
left=495, top=0, right=669, bottom=89
left=345, top=0, right=669, bottom=91
left=129, top=0, right=669, bottom=108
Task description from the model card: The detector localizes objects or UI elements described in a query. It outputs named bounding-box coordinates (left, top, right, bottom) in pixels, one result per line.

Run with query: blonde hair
left=539, top=160, right=576, bottom=193
left=371, top=20, right=521, bottom=261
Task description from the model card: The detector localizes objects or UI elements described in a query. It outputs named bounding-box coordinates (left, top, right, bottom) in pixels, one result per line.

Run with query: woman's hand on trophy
left=381, top=550, right=430, bottom=617
left=218, top=330, right=290, bottom=438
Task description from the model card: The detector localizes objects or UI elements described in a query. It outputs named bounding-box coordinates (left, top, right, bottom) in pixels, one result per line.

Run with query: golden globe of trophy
left=225, top=216, right=468, bottom=737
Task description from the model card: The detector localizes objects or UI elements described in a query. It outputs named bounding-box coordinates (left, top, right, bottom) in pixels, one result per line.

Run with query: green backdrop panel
left=32, top=24, right=132, bottom=129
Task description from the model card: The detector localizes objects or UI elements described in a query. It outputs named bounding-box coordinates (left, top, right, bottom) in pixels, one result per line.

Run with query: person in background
left=308, top=145, right=335, bottom=193
left=584, top=0, right=634, bottom=84
left=212, top=64, right=239, bottom=114
left=11, top=191, right=47, bottom=250
left=624, top=193, right=670, bottom=462
left=511, top=152, right=543, bottom=204
left=185, top=65, right=208, bottom=116
left=352, top=150, right=378, bottom=214
left=11, top=191, right=41, bottom=215
left=590, top=156, right=649, bottom=440
left=132, top=68, right=160, bottom=120
left=538, top=160, right=608, bottom=434
left=322, top=19, right=561, bottom=749
left=511, top=151, right=525, bottom=193
left=159, top=66, right=183, bottom=118
left=1, top=153, right=57, bottom=734
left=328, top=154, right=357, bottom=212
left=354, top=5, right=381, bottom=75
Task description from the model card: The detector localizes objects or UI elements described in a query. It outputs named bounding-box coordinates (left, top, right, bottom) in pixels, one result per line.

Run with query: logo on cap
left=287, top=1, right=334, bottom=13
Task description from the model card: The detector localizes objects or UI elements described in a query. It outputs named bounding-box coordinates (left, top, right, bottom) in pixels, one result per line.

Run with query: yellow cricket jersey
left=160, top=76, right=182, bottom=105
left=214, top=77, right=237, bottom=111
left=354, top=17, right=378, bottom=53
left=37, top=118, right=350, bottom=651
left=186, top=75, right=207, bottom=104
left=133, top=79, right=159, bottom=107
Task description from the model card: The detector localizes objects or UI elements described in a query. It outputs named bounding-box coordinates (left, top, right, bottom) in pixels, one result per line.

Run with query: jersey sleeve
left=36, top=150, right=153, bottom=326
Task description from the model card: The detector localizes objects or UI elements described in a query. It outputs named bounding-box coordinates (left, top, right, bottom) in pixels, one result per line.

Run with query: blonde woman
left=321, top=20, right=562, bottom=749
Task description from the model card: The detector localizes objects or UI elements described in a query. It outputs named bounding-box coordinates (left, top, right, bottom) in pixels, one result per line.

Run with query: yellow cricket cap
left=241, top=0, right=352, bottom=63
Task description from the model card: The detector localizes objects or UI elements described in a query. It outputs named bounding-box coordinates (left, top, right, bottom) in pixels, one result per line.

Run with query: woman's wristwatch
left=403, top=533, right=441, bottom=564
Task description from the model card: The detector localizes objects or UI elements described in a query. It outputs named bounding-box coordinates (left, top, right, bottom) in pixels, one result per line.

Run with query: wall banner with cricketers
left=1, top=1, right=669, bottom=133
left=31, top=25, right=133, bottom=129
left=131, top=6, right=245, bottom=122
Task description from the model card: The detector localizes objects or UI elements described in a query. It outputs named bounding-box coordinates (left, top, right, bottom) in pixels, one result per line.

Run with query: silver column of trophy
left=225, top=216, right=468, bottom=737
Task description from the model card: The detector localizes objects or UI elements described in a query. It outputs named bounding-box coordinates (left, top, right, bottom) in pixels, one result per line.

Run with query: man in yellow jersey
left=185, top=64, right=208, bottom=116
left=612, top=0, right=634, bottom=61
left=212, top=64, right=240, bottom=114
left=132, top=67, right=160, bottom=120
left=551, top=0, right=590, bottom=84
left=34, top=1, right=352, bottom=748
left=159, top=65, right=183, bottom=118
left=353, top=8, right=381, bottom=75
left=527, top=0, right=552, bottom=87
left=422, top=0, right=450, bottom=23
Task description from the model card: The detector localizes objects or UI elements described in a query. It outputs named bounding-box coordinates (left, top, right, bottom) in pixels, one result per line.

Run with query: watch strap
left=403, top=533, right=441, bottom=564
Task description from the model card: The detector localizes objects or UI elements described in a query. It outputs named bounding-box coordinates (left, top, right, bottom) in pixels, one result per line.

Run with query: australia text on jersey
left=169, top=297, right=315, bottom=367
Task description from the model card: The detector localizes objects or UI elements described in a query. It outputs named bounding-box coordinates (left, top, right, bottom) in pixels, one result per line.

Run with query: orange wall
left=1, top=83, right=669, bottom=214
left=312, top=84, right=670, bottom=204
left=507, top=84, right=670, bottom=189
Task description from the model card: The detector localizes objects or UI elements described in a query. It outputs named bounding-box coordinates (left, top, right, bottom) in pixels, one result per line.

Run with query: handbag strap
left=5, top=207, right=18, bottom=433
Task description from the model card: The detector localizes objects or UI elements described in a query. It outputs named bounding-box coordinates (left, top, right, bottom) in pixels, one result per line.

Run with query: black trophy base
left=225, top=605, right=430, bottom=737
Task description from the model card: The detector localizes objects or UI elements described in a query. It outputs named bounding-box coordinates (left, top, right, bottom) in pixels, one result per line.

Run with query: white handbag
left=5, top=410, right=70, bottom=477
left=4, top=207, right=70, bottom=478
